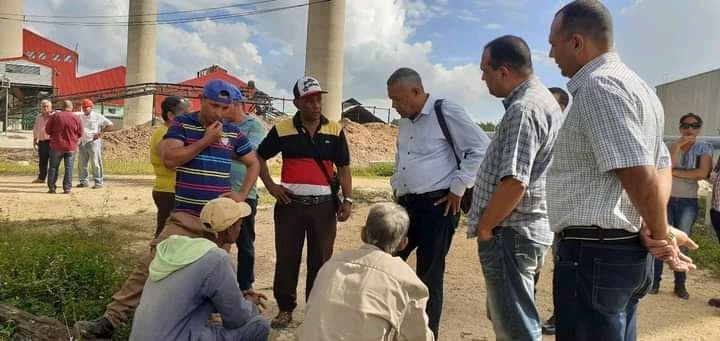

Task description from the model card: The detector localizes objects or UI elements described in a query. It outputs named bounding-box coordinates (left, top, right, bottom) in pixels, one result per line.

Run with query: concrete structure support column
left=305, top=0, right=346, bottom=121
left=0, top=0, right=23, bottom=60
left=124, top=0, right=157, bottom=127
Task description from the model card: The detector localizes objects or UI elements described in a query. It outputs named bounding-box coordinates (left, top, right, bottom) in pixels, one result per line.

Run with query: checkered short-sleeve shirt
left=547, top=53, right=670, bottom=233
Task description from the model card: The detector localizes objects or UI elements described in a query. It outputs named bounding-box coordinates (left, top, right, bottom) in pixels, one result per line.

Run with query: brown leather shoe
left=271, top=311, right=292, bottom=328
left=32, top=178, right=44, bottom=183
left=709, top=298, right=720, bottom=308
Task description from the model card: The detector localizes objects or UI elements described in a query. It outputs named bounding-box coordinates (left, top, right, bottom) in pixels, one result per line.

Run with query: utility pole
left=2, top=76, right=10, bottom=133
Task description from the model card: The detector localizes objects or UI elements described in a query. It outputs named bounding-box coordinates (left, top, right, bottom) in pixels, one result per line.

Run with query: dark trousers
left=151, top=191, right=175, bottom=237
left=48, top=151, right=75, bottom=192
left=553, top=236, right=652, bottom=341
left=37, top=140, right=50, bottom=181
left=397, top=195, right=458, bottom=339
left=236, top=198, right=258, bottom=291
left=711, top=208, right=720, bottom=243
left=273, top=200, right=336, bottom=312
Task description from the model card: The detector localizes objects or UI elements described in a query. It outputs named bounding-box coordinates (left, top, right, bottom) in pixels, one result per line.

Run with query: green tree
left=478, top=121, right=496, bottom=132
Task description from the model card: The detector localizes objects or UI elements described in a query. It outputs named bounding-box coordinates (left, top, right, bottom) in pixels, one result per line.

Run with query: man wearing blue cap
left=75, top=79, right=262, bottom=339
left=226, top=84, right=266, bottom=294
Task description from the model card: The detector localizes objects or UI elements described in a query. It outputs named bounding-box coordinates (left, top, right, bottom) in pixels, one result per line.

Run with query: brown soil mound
left=2, top=118, right=400, bottom=166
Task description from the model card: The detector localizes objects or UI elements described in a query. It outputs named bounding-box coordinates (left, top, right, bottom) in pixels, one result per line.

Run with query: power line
left=0, top=0, right=328, bottom=26
left=0, top=0, right=282, bottom=19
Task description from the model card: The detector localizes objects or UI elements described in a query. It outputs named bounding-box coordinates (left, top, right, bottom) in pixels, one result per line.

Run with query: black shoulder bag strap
left=434, top=99, right=461, bottom=169
left=434, top=99, right=473, bottom=214
left=297, top=124, right=341, bottom=208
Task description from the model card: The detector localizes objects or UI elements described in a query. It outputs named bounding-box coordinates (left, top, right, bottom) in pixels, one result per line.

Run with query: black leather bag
left=434, top=99, right=473, bottom=214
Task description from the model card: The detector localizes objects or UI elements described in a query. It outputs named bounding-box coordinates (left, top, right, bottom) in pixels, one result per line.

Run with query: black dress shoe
left=674, top=284, right=689, bottom=300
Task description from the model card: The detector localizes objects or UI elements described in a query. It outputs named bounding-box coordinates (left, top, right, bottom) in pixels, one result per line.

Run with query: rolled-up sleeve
left=441, top=100, right=491, bottom=196
left=495, top=106, right=538, bottom=185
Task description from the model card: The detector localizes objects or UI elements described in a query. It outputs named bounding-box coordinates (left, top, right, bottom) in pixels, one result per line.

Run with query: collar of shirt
left=501, top=76, right=539, bottom=109
left=359, top=243, right=382, bottom=252
left=292, top=111, right=329, bottom=131
left=567, top=52, right=621, bottom=95
left=413, top=94, right=436, bottom=122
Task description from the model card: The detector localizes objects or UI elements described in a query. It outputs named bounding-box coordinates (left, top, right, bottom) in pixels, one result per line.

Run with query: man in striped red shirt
left=257, top=76, right=353, bottom=328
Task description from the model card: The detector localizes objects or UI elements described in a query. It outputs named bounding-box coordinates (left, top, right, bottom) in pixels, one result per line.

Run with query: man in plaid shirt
left=468, top=35, right=564, bottom=341
left=547, top=1, right=698, bottom=340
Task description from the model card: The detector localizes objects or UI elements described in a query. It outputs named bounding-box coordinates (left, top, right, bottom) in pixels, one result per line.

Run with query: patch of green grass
left=0, top=159, right=154, bottom=175
left=0, top=226, right=132, bottom=339
left=690, top=223, right=720, bottom=276
left=352, top=163, right=394, bottom=177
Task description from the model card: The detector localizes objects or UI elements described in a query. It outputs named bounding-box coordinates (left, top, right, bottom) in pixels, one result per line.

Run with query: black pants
left=273, top=200, right=337, bottom=312
left=397, top=194, right=459, bottom=339
left=236, top=198, right=258, bottom=291
left=37, top=140, right=50, bottom=181
left=151, top=191, right=175, bottom=237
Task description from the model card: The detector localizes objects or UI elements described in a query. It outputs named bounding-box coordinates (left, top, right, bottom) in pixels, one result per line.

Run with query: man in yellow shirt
left=150, top=96, right=190, bottom=236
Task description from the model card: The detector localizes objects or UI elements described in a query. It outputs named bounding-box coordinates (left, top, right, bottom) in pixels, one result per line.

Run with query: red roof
left=180, top=68, right=248, bottom=89
left=22, top=29, right=79, bottom=94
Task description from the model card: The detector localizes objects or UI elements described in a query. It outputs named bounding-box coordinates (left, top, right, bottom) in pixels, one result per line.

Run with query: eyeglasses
left=680, top=122, right=701, bottom=129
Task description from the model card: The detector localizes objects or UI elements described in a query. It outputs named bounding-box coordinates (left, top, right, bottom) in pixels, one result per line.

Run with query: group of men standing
left=32, top=98, right=113, bottom=193
left=65, top=1, right=702, bottom=340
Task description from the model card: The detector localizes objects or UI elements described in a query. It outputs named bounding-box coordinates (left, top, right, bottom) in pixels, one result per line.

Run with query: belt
left=399, top=189, right=449, bottom=203
left=288, top=194, right=334, bottom=205
left=559, top=226, right=639, bottom=241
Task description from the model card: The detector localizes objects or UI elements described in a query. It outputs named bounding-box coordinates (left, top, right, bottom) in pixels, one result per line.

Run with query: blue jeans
left=654, top=197, right=698, bottom=286
left=397, top=195, right=459, bottom=339
left=78, top=139, right=104, bottom=185
left=236, top=198, right=258, bottom=291
left=48, top=151, right=75, bottom=192
left=554, top=237, right=652, bottom=341
left=478, top=228, right=548, bottom=341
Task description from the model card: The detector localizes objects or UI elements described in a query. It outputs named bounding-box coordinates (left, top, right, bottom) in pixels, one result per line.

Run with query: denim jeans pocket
left=592, top=259, right=647, bottom=314
left=478, top=235, right=503, bottom=281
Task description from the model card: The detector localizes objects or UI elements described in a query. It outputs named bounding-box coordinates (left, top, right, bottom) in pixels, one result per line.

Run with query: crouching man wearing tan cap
left=129, top=197, right=270, bottom=340
left=75, top=198, right=269, bottom=339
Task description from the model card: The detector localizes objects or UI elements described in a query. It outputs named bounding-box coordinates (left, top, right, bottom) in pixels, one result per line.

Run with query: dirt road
left=1, top=175, right=719, bottom=340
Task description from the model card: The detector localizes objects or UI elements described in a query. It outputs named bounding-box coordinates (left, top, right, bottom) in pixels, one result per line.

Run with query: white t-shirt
left=78, top=111, right=113, bottom=144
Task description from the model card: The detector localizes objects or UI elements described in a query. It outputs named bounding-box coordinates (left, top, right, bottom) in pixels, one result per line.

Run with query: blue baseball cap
left=202, top=79, right=233, bottom=104
left=229, top=84, right=243, bottom=102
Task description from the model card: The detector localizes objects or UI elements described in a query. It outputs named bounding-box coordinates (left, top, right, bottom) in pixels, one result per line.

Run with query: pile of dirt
left=28, top=117, right=400, bottom=166
left=102, top=122, right=155, bottom=161
left=341, top=119, right=397, bottom=165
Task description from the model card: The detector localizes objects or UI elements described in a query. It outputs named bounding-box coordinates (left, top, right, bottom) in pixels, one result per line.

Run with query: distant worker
left=77, top=99, right=113, bottom=189
left=246, top=80, right=272, bottom=116
left=32, top=99, right=54, bottom=184
left=45, top=100, right=83, bottom=194
left=150, top=96, right=190, bottom=236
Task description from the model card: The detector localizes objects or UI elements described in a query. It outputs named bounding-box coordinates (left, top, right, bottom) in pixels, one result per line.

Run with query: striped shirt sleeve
left=233, top=132, right=253, bottom=157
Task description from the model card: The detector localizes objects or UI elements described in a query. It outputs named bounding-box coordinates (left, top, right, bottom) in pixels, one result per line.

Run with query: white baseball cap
left=293, top=76, right=327, bottom=99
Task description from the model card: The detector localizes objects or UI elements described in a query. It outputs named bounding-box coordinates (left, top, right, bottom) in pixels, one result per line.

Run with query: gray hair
left=39, top=99, right=51, bottom=107
left=386, top=67, right=424, bottom=89
left=62, top=100, right=73, bottom=111
left=364, top=203, right=410, bottom=253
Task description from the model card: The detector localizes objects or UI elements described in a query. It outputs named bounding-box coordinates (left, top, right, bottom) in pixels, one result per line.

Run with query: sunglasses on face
left=680, top=122, right=701, bottom=129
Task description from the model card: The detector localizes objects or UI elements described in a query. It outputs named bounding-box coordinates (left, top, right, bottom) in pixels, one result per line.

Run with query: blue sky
left=23, top=0, right=720, bottom=123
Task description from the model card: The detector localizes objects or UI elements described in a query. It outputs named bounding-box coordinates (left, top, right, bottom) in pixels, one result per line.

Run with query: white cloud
left=482, top=23, right=503, bottom=30
left=617, top=0, right=720, bottom=86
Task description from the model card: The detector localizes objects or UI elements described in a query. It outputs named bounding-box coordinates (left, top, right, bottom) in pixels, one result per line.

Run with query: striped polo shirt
left=164, top=112, right=253, bottom=215
left=257, top=113, right=350, bottom=196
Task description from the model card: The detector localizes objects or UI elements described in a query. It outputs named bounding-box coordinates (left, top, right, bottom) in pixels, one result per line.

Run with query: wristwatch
left=343, top=197, right=353, bottom=204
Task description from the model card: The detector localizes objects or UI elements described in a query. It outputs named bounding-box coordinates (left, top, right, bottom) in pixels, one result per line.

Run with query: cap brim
left=300, top=90, right=328, bottom=98
left=236, top=202, right=252, bottom=218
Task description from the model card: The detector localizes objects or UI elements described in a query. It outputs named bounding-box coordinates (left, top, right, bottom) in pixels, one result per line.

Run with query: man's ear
left=360, top=226, right=368, bottom=243
left=396, top=237, right=409, bottom=253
